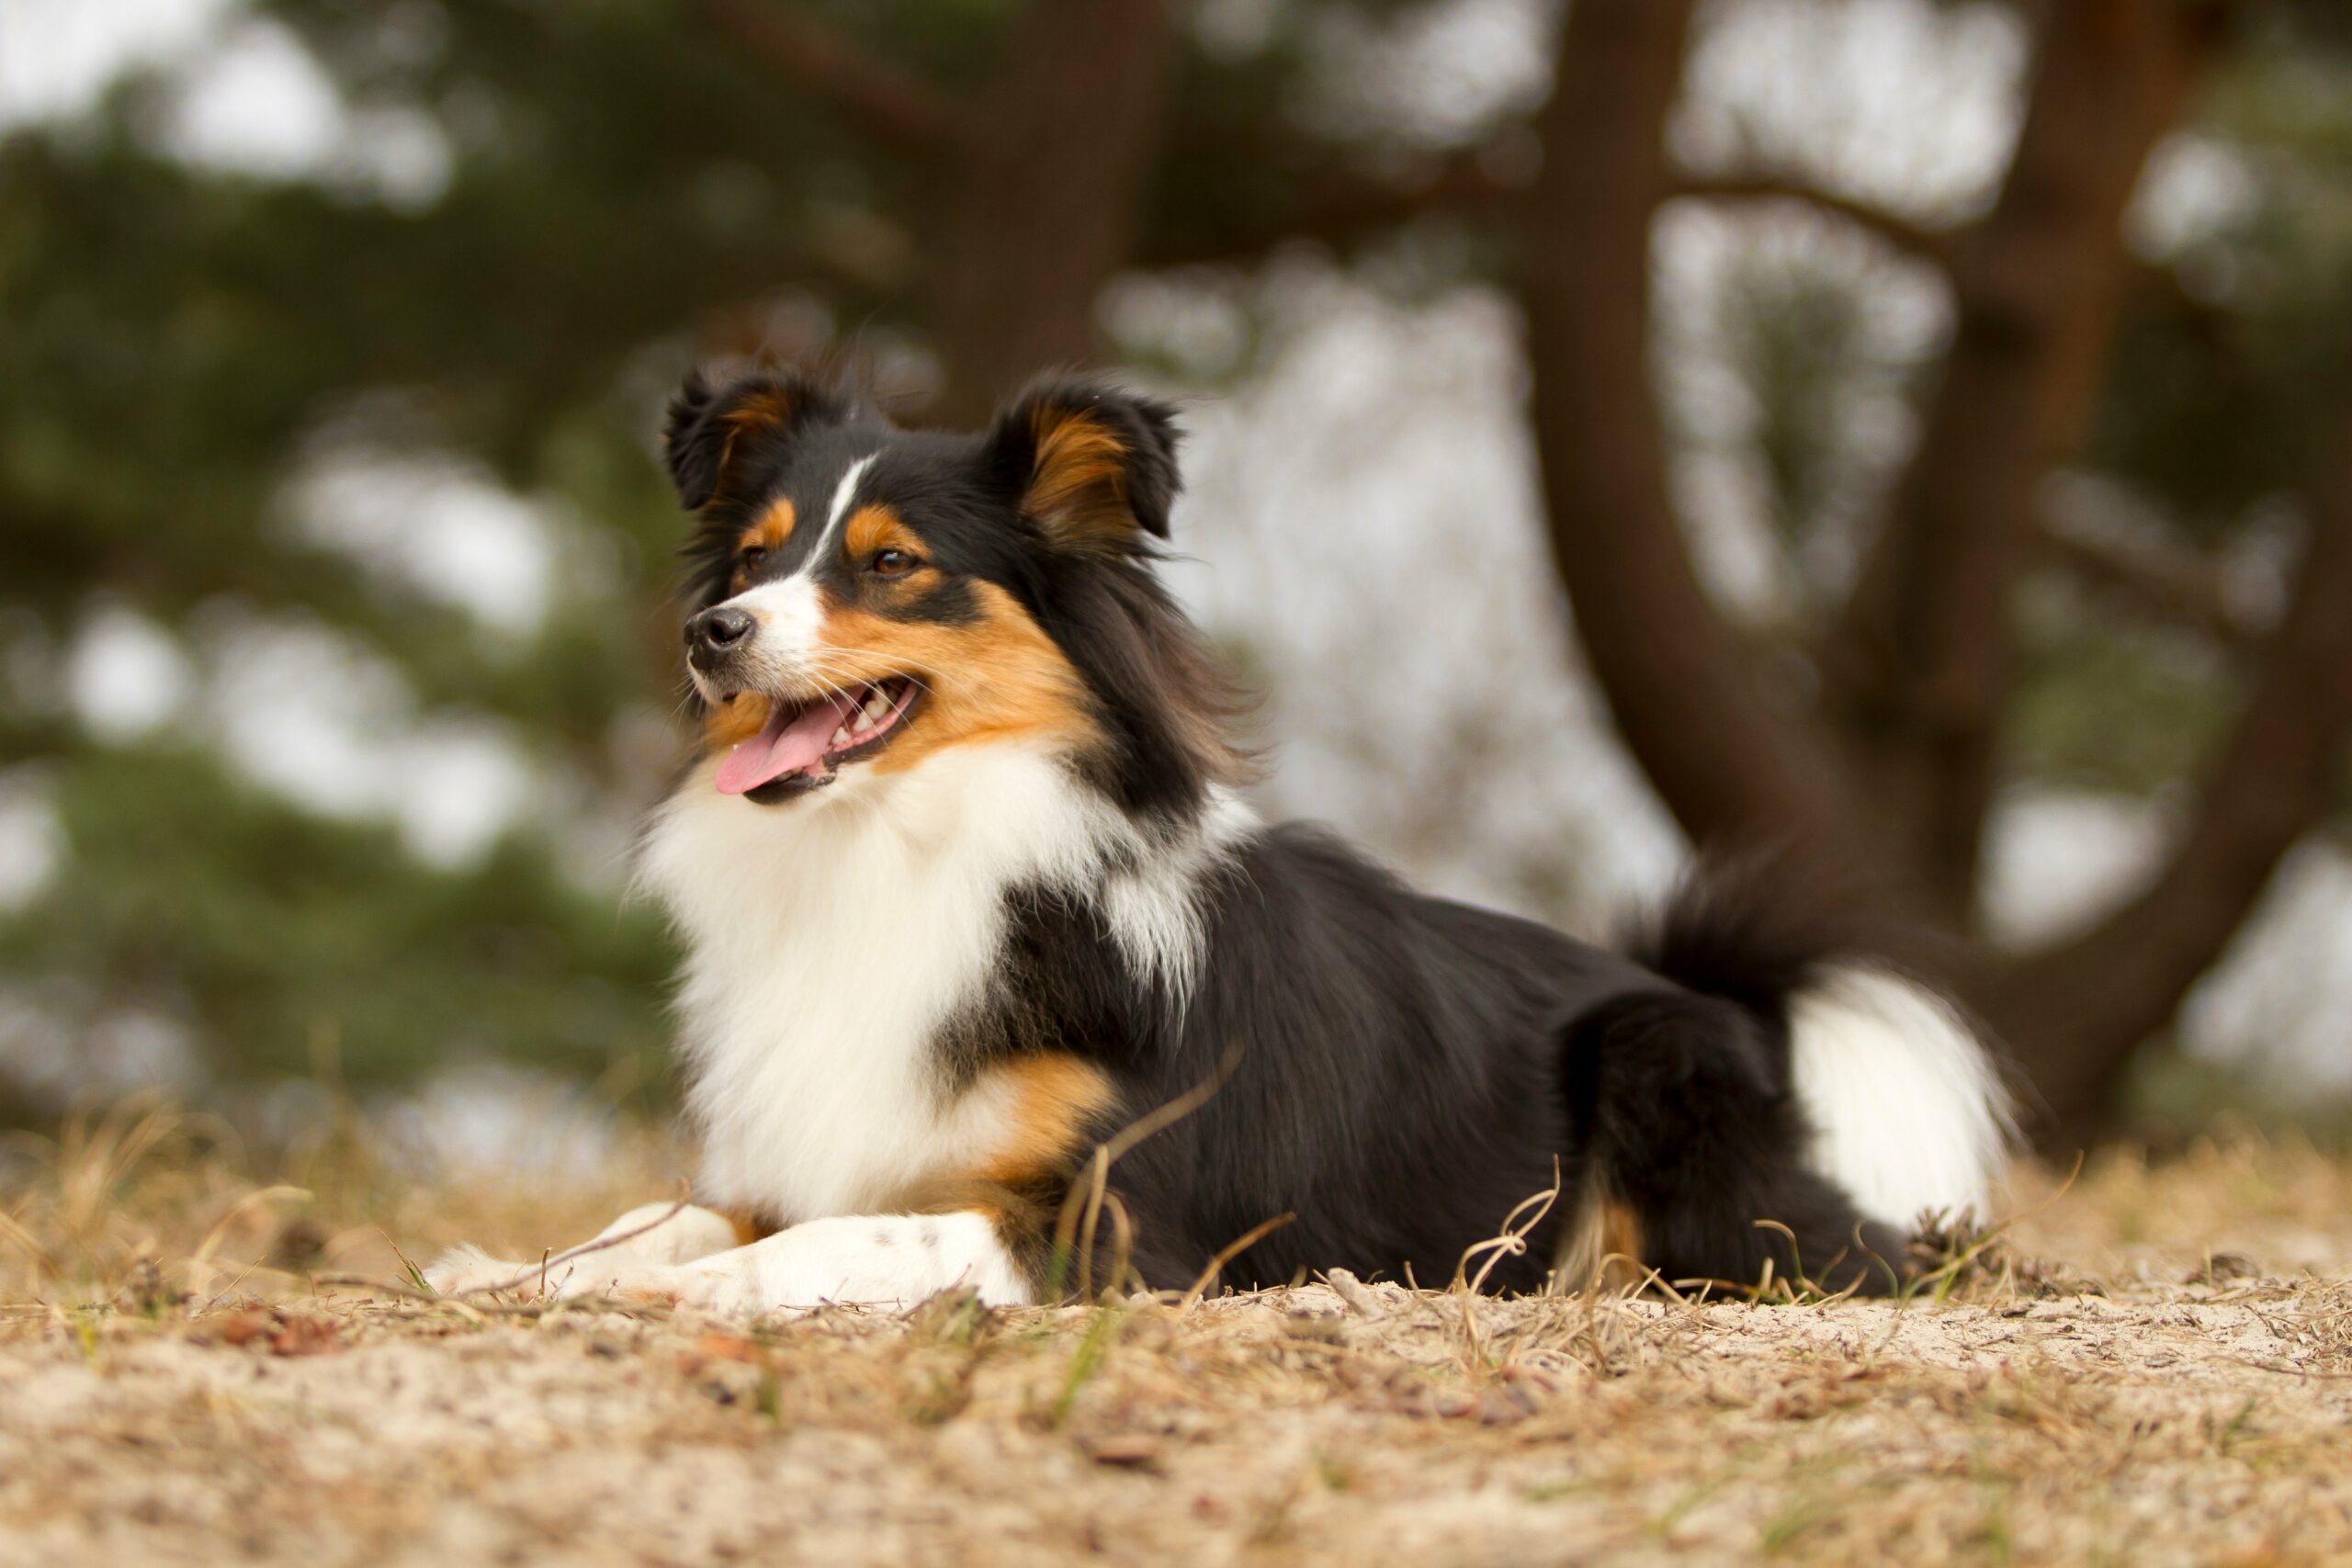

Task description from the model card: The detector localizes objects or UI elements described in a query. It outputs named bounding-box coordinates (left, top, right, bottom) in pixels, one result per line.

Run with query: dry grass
left=6, top=1101, right=2352, bottom=1566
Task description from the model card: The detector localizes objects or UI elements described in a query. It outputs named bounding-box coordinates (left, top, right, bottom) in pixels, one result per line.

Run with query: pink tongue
left=715, top=691, right=865, bottom=795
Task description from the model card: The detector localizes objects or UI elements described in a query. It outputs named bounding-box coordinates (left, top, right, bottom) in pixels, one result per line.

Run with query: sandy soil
left=6, top=1111, right=2352, bottom=1566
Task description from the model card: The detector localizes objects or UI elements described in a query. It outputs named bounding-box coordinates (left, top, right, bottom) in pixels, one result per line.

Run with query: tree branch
left=1986, top=415, right=2352, bottom=1141
left=688, top=0, right=965, bottom=151
left=1139, top=148, right=1525, bottom=269
left=1825, top=0, right=2242, bottom=919
left=1669, top=173, right=1953, bottom=269
left=1517, top=0, right=1884, bottom=881
left=2035, top=515, right=2258, bottom=649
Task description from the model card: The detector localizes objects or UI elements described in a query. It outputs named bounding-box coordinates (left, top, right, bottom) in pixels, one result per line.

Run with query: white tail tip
left=1788, top=967, right=2014, bottom=1230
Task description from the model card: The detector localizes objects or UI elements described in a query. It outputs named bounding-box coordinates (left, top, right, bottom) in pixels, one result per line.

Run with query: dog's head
left=662, top=368, right=1245, bottom=818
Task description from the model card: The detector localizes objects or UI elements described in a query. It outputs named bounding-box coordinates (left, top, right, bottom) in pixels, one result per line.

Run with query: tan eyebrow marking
left=842, top=504, right=923, bottom=563
left=737, top=498, right=796, bottom=556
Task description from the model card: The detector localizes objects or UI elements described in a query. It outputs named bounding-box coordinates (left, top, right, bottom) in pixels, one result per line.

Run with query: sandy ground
left=6, top=1109, right=2352, bottom=1566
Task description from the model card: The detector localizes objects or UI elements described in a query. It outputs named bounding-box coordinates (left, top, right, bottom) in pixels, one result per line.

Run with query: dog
left=425, top=369, right=2011, bottom=1314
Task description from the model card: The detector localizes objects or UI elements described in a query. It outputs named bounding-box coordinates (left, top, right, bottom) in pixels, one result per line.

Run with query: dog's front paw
left=544, top=1253, right=688, bottom=1307
left=664, top=1261, right=801, bottom=1320
left=423, top=1244, right=537, bottom=1299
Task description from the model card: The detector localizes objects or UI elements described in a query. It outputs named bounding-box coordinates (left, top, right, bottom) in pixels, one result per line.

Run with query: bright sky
left=0, top=0, right=234, bottom=129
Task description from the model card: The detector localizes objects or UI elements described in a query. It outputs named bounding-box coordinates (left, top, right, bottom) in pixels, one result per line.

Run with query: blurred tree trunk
left=1518, top=0, right=1901, bottom=896
left=930, top=0, right=1183, bottom=423
left=1826, top=0, right=2239, bottom=924
left=1514, top=0, right=2352, bottom=1144
left=703, top=0, right=1183, bottom=422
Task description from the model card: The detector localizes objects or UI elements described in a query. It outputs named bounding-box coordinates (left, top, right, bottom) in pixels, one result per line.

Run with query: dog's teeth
left=862, top=692, right=890, bottom=725
left=831, top=725, right=852, bottom=748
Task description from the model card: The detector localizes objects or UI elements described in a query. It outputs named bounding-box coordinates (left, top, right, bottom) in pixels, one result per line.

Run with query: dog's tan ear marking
left=984, top=377, right=1182, bottom=552
left=1028, top=404, right=1138, bottom=549
left=662, top=369, right=847, bottom=512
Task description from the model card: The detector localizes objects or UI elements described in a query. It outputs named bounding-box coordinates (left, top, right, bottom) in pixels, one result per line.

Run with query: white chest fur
left=637, top=742, right=1245, bottom=1223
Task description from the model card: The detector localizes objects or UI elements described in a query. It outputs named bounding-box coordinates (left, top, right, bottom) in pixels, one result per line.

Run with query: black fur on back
left=984, top=832, right=1911, bottom=1298
left=1046, top=824, right=1655, bottom=1295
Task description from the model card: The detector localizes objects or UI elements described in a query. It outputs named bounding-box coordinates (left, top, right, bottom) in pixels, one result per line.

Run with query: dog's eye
left=871, top=549, right=917, bottom=577
left=738, top=546, right=768, bottom=573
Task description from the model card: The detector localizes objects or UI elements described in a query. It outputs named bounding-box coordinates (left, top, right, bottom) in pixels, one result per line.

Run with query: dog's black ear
left=662, top=368, right=848, bottom=511
left=981, top=377, right=1182, bottom=552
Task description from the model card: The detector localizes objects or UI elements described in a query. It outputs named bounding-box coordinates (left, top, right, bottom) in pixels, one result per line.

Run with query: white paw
left=543, top=1252, right=688, bottom=1306
left=667, top=1258, right=805, bottom=1319
left=653, top=1213, right=1030, bottom=1318
left=423, top=1244, right=537, bottom=1298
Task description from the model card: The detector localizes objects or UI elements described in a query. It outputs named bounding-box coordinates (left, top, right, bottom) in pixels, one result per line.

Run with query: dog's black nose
left=685, top=606, right=755, bottom=669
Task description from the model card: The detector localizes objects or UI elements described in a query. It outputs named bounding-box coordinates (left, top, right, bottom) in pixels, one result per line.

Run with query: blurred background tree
left=2, top=0, right=2347, bottom=1145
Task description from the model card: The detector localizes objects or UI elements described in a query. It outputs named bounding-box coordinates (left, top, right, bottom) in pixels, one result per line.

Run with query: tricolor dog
left=427, top=369, right=2010, bottom=1314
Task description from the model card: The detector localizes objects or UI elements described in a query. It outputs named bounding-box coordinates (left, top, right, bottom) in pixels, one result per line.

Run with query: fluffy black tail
left=1560, top=862, right=2010, bottom=1296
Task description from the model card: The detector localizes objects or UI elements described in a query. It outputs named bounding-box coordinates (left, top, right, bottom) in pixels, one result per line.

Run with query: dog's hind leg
left=1559, top=991, right=1909, bottom=1297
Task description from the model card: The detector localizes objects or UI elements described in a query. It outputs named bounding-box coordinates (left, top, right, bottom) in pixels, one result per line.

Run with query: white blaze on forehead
left=821, top=453, right=879, bottom=547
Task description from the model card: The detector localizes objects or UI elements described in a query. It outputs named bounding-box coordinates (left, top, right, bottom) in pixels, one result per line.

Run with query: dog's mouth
left=712, top=677, right=922, bottom=799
